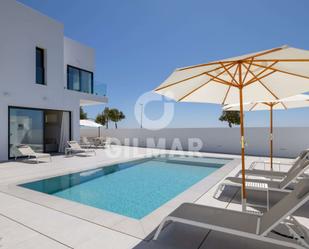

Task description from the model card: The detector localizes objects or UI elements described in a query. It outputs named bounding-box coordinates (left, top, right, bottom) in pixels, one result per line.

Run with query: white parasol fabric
left=80, top=119, right=102, bottom=128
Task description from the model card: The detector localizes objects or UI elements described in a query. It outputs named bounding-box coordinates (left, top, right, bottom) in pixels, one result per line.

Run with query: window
left=9, top=107, right=44, bottom=158
left=36, top=47, right=45, bottom=85
left=67, top=65, right=93, bottom=93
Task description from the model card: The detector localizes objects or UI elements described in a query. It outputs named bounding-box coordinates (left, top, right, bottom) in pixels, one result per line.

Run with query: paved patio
left=0, top=146, right=306, bottom=249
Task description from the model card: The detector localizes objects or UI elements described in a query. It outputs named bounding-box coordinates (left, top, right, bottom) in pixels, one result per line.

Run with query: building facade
left=0, top=0, right=107, bottom=161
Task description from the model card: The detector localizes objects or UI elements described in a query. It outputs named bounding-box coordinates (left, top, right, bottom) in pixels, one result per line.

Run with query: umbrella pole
left=239, top=87, right=247, bottom=210
left=270, top=104, right=273, bottom=170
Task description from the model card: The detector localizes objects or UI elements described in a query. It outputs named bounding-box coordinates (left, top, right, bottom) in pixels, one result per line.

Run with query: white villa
left=0, top=0, right=107, bottom=161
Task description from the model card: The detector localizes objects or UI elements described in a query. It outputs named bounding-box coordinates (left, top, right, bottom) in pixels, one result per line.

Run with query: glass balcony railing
left=66, top=82, right=107, bottom=96
left=93, top=82, right=107, bottom=97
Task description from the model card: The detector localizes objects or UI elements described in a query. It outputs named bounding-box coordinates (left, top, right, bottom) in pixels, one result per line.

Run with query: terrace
left=0, top=145, right=308, bottom=249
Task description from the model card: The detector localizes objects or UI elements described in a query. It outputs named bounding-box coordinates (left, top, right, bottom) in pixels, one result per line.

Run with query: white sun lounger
left=154, top=179, right=309, bottom=249
left=214, top=159, right=309, bottom=199
left=16, top=144, right=51, bottom=163
left=80, top=137, right=95, bottom=148
left=247, top=149, right=309, bottom=177
left=238, top=150, right=309, bottom=179
left=66, top=141, right=96, bottom=156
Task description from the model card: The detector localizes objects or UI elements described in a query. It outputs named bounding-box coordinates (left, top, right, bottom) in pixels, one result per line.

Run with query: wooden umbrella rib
left=245, top=67, right=280, bottom=100
left=177, top=64, right=238, bottom=102
left=281, top=102, right=288, bottom=110
left=203, top=63, right=238, bottom=86
left=221, top=64, right=239, bottom=105
left=244, top=59, right=309, bottom=62
left=155, top=72, right=207, bottom=91
left=176, top=47, right=309, bottom=72
left=177, top=46, right=283, bottom=72
left=242, top=58, right=254, bottom=83
left=177, top=60, right=235, bottom=72
left=243, top=61, right=278, bottom=86
left=177, top=79, right=212, bottom=102
left=211, top=79, right=237, bottom=86
left=224, top=105, right=232, bottom=111
left=177, top=47, right=284, bottom=72
left=249, top=103, right=258, bottom=111
left=242, top=62, right=277, bottom=87
left=249, top=62, right=309, bottom=80
left=221, top=86, right=231, bottom=105
left=155, top=62, right=234, bottom=92
left=244, top=70, right=276, bottom=87
left=241, top=47, right=284, bottom=60
left=219, top=62, right=238, bottom=85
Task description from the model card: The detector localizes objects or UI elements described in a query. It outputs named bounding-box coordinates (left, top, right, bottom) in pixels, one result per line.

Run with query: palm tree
left=95, top=113, right=106, bottom=126
left=109, top=109, right=125, bottom=129
left=103, top=107, right=110, bottom=129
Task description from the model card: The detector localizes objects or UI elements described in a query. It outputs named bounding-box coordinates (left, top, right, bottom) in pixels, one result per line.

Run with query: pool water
left=20, top=155, right=230, bottom=219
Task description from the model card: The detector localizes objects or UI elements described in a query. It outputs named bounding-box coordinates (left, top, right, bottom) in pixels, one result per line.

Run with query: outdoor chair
left=16, top=144, right=51, bottom=163
left=154, top=179, right=309, bottom=249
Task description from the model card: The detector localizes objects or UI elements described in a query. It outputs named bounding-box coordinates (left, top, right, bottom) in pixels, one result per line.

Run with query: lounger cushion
left=259, top=179, right=309, bottom=235
left=169, top=203, right=259, bottom=234
left=296, top=179, right=309, bottom=199
left=243, top=169, right=286, bottom=178
left=224, top=177, right=281, bottom=189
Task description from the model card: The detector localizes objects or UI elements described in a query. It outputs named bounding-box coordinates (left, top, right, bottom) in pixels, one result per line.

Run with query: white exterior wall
left=81, top=127, right=309, bottom=158
left=0, top=0, right=102, bottom=161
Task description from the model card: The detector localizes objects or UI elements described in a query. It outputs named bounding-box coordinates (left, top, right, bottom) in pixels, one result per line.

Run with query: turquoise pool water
left=20, top=155, right=230, bottom=219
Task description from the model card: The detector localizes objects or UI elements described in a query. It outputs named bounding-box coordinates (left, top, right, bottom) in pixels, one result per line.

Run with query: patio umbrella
left=80, top=119, right=103, bottom=137
left=154, top=45, right=309, bottom=210
left=223, top=94, right=309, bottom=169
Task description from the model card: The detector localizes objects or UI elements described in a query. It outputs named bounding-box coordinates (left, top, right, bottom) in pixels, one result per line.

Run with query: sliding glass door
left=44, top=110, right=70, bottom=153
left=9, top=107, right=44, bottom=158
left=9, top=107, right=71, bottom=158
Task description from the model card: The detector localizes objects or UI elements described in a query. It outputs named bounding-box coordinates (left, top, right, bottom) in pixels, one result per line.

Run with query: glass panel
left=44, top=110, right=70, bottom=153
left=36, top=48, right=45, bottom=84
left=68, top=67, right=80, bottom=91
left=36, top=67, right=44, bottom=85
left=9, top=108, right=44, bottom=158
left=36, top=48, right=43, bottom=67
left=80, top=70, right=93, bottom=93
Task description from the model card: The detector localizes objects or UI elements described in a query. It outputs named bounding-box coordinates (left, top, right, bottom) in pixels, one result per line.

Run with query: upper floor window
left=36, top=47, right=45, bottom=85
left=67, top=65, right=93, bottom=94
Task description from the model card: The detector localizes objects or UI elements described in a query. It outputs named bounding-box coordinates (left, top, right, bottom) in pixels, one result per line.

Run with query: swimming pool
left=20, top=155, right=230, bottom=219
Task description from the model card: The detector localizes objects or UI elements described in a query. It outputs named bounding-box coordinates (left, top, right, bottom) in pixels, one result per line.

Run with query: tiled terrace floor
left=0, top=146, right=306, bottom=249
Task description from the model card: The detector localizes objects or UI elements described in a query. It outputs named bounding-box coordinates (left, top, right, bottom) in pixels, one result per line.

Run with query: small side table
left=245, top=182, right=269, bottom=211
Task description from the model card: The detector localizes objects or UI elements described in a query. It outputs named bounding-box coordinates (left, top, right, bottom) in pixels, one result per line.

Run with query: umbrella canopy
left=223, top=94, right=309, bottom=169
left=80, top=119, right=102, bottom=128
left=154, top=46, right=309, bottom=210
left=224, top=94, right=309, bottom=111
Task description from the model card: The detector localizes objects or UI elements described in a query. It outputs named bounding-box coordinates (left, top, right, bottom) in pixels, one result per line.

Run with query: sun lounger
left=235, top=150, right=309, bottom=180
left=80, top=137, right=95, bottom=148
left=247, top=149, right=309, bottom=175
left=66, top=141, right=96, bottom=156
left=154, top=179, right=309, bottom=249
left=94, top=137, right=112, bottom=148
left=16, top=144, right=51, bottom=163
left=214, top=159, right=309, bottom=198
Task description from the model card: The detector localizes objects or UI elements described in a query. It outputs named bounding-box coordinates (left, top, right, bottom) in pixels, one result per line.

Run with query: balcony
left=93, top=82, right=107, bottom=97
left=65, top=82, right=108, bottom=106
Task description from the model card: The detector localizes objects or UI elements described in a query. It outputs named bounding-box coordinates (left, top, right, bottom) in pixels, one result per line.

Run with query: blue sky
left=20, top=0, right=309, bottom=128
